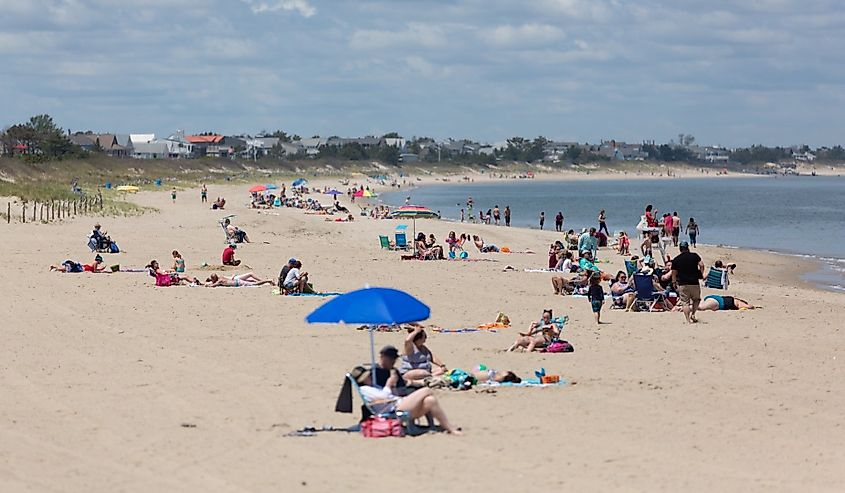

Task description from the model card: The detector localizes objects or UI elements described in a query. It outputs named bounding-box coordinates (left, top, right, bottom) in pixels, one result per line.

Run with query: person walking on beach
left=539, top=211, right=545, bottom=230
left=598, top=209, right=609, bottom=235
left=671, top=211, right=681, bottom=247
left=171, top=187, right=177, bottom=204
left=467, top=197, right=474, bottom=223
left=201, top=184, right=207, bottom=203
left=460, top=208, right=465, bottom=223
left=671, top=241, right=704, bottom=324
left=555, top=211, right=564, bottom=232
left=493, top=205, right=501, bottom=225
left=686, top=218, right=699, bottom=247
left=504, top=206, right=511, bottom=227
left=587, top=274, right=606, bottom=325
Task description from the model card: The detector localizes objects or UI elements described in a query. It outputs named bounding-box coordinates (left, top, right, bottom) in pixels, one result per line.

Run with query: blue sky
left=1, top=0, right=843, bottom=147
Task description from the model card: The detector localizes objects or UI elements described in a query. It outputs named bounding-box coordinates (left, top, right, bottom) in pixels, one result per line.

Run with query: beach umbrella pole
left=369, top=326, right=378, bottom=388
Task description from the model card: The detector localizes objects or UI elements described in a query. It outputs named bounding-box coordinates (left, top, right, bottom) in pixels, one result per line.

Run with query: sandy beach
left=2, top=178, right=844, bottom=492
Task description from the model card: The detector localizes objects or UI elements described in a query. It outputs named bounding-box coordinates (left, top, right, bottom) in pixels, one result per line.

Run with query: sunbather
left=205, top=272, right=274, bottom=287
left=473, top=235, right=499, bottom=253
left=51, top=254, right=108, bottom=273
left=697, top=295, right=757, bottom=311
left=506, top=309, right=560, bottom=352
left=473, top=368, right=522, bottom=384
left=146, top=260, right=200, bottom=286
left=353, top=367, right=461, bottom=435
left=400, top=326, right=447, bottom=383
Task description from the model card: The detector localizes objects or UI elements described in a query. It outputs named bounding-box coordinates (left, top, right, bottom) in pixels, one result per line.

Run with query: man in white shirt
left=283, top=260, right=309, bottom=293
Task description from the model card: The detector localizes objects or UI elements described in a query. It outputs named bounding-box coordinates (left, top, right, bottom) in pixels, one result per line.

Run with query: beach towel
left=271, top=289, right=341, bottom=297
left=478, top=379, right=566, bottom=388
left=433, top=327, right=499, bottom=333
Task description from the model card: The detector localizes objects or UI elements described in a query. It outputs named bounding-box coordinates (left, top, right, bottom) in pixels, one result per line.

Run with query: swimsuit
left=704, top=295, right=737, bottom=310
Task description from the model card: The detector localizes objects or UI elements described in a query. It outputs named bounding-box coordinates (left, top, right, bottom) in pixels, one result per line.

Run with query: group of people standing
left=461, top=197, right=512, bottom=226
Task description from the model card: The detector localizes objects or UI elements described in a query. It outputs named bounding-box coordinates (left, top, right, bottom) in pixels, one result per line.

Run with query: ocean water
left=380, top=176, right=845, bottom=292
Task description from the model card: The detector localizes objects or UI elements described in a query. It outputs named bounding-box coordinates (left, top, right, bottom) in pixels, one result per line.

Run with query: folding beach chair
left=704, top=267, right=729, bottom=289
left=624, top=259, right=637, bottom=277
left=632, top=274, right=666, bottom=312
left=345, top=374, right=432, bottom=436
left=379, top=235, right=394, bottom=250
left=395, top=233, right=410, bottom=250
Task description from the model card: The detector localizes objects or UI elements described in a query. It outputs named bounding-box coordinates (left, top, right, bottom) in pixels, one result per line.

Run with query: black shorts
left=723, top=296, right=738, bottom=310
left=672, top=227, right=680, bottom=236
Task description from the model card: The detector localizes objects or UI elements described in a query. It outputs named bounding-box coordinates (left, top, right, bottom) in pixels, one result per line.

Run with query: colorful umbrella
left=249, top=184, right=267, bottom=193
left=387, top=206, right=440, bottom=255
left=306, top=287, right=430, bottom=388
left=353, top=189, right=376, bottom=198
left=324, top=189, right=343, bottom=197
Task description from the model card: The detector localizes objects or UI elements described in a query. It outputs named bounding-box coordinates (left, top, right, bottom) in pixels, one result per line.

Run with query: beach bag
left=360, top=416, right=404, bottom=438
left=109, top=242, right=120, bottom=253
left=542, top=341, right=574, bottom=353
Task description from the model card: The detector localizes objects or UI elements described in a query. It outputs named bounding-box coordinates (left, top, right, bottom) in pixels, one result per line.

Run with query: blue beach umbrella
left=265, top=184, right=278, bottom=190
left=324, top=189, right=343, bottom=197
left=306, top=287, right=430, bottom=386
left=292, top=178, right=308, bottom=187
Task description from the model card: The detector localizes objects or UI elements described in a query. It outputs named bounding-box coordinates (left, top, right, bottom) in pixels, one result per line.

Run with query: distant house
left=130, top=134, right=155, bottom=145
left=383, top=137, right=406, bottom=148
left=244, top=137, right=283, bottom=157
left=116, top=134, right=134, bottom=155
left=69, top=133, right=98, bottom=152
left=299, top=137, right=328, bottom=157
left=161, top=131, right=195, bottom=158
left=131, top=142, right=169, bottom=159
left=186, top=134, right=225, bottom=157
left=399, top=153, right=419, bottom=163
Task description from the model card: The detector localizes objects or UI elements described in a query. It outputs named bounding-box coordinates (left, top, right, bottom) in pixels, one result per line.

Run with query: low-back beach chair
left=624, top=259, right=637, bottom=277
left=704, top=267, right=729, bottom=289
left=345, top=374, right=431, bottom=436
left=395, top=233, right=410, bottom=250
left=379, top=235, right=393, bottom=250
left=632, top=274, right=665, bottom=312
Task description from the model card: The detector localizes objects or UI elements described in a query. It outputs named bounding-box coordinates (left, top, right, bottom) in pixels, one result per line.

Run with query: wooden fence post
left=32, top=201, right=37, bottom=222
left=40, top=203, right=44, bottom=221
left=7, top=202, right=10, bottom=223
left=73, top=200, right=77, bottom=216
left=22, top=203, right=26, bottom=223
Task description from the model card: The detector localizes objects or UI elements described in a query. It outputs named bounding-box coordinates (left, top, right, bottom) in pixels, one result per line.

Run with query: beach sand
left=1, top=180, right=844, bottom=492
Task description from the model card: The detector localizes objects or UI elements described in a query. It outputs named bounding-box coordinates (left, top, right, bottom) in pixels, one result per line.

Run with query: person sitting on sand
left=222, top=243, right=241, bottom=266
left=713, top=260, right=737, bottom=274
left=172, top=250, right=186, bottom=273
left=566, top=229, right=579, bottom=250
left=472, top=235, right=500, bottom=253
left=445, top=231, right=462, bottom=253
left=205, top=272, right=274, bottom=287
left=212, top=197, right=226, bottom=210
left=351, top=366, right=462, bottom=435
left=400, top=326, right=447, bottom=384
left=554, top=249, right=577, bottom=273
left=282, top=260, right=311, bottom=293
left=415, top=233, right=444, bottom=260
left=506, top=309, right=560, bottom=352
left=146, top=260, right=200, bottom=286
left=697, top=295, right=758, bottom=311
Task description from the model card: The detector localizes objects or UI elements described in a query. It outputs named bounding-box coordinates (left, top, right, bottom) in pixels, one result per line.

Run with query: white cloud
left=350, top=23, right=448, bottom=50
left=240, top=0, right=316, bottom=17
left=481, top=24, right=565, bottom=46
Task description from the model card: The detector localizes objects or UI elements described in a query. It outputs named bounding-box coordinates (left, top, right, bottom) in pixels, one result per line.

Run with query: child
left=171, top=187, right=177, bottom=203
left=618, top=231, right=630, bottom=255
left=587, top=274, right=605, bottom=324
left=172, top=250, right=185, bottom=273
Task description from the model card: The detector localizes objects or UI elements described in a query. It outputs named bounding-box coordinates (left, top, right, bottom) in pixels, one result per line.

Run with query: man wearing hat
left=222, top=242, right=240, bottom=266
left=671, top=241, right=704, bottom=323
left=278, top=258, right=296, bottom=288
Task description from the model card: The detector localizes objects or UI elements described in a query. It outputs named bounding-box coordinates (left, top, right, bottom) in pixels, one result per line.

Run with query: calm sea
left=381, top=176, right=845, bottom=292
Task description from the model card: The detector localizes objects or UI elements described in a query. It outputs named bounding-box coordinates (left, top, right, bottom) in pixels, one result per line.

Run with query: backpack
left=542, top=341, right=574, bottom=353
left=109, top=242, right=120, bottom=253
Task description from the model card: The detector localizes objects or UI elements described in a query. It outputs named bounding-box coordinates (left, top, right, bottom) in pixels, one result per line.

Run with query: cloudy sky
left=1, top=0, right=843, bottom=146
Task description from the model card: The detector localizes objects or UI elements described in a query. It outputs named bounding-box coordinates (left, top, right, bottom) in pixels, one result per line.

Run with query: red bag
left=360, top=416, right=404, bottom=438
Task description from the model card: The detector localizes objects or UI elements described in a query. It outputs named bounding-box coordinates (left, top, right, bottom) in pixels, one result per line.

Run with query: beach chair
left=624, top=259, right=637, bottom=277
left=395, top=233, right=410, bottom=250
left=379, top=235, right=394, bottom=250
left=704, top=267, right=729, bottom=289
left=632, top=274, right=666, bottom=312
left=345, top=374, right=432, bottom=436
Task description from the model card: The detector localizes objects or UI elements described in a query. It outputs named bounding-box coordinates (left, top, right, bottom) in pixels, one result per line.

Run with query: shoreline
left=375, top=175, right=844, bottom=294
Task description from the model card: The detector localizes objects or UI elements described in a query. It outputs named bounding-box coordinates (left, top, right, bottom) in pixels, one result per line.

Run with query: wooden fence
left=4, top=194, right=103, bottom=224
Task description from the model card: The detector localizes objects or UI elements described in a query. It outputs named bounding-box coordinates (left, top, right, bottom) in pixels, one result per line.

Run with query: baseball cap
left=679, top=240, right=690, bottom=248
left=379, top=345, right=399, bottom=358
left=288, top=257, right=297, bottom=264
